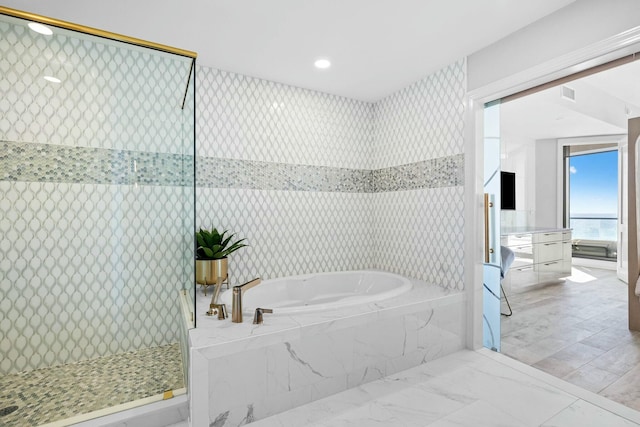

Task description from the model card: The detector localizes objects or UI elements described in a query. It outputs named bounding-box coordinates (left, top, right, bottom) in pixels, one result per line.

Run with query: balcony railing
left=569, top=216, right=617, bottom=261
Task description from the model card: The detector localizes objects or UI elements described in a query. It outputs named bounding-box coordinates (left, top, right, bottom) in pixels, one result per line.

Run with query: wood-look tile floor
left=501, top=265, right=640, bottom=411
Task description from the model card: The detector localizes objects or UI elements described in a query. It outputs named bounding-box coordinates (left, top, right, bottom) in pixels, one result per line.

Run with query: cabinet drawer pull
left=544, top=261, right=559, bottom=266
left=517, top=266, right=534, bottom=271
left=544, top=242, right=558, bottom=246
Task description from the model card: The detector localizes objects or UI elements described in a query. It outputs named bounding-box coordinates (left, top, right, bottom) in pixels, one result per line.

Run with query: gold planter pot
left=195, top=258, right=228, bottom=295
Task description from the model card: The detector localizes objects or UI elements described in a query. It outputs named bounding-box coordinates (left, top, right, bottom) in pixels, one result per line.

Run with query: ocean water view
left=570, top=214, right=617, bottom=241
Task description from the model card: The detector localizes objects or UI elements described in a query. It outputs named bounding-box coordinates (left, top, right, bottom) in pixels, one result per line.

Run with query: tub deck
left=191, top=272, right=463, bottom=352
left=188, top=271, right=466, bottom=426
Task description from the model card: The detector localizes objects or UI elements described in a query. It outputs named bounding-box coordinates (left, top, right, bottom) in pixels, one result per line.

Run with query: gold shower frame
left=0, top=5, right=197, bottom=59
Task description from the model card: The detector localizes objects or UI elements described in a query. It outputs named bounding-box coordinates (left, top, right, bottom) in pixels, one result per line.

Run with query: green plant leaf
left=211, top=228, right=223, bottom=245
left=224, top=240, right=247, bottom=256
left=221, top=233, right=234, bottom=249
left=203, top=231, right=215, bottom=247
left=201, top=247, right=215, bottom=258
left=196, top=227, right=247, bottom=259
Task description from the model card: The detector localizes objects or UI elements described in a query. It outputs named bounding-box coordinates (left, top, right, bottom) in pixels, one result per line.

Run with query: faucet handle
left=253, top=308, right=273, bottom=325
left=206, top=303, right=228, bottom=320
left=214, top=303, right=228, bottom=320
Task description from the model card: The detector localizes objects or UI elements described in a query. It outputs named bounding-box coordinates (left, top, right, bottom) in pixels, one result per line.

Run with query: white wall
left=535, top=139, right=560, bottom=228
left=467, top=0, right=640, bottom=91
left=499, top=136, right=560, bottom=230
left=500, top=134, right=536, bottom=229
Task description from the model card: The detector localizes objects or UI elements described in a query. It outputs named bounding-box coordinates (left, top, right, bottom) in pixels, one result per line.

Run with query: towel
left=500, top=246, right=515, bottom=279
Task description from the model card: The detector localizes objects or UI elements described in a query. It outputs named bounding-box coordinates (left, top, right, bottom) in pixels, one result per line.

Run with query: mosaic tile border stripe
left=371, top=154, right=464, bottom=192
left=0, top=140, right=193, bottom=186
left=198, top=154, right=463, bottom=192
left=1, top=140, right=463, bottom=191
left=197, top=157, right=374, bottom=192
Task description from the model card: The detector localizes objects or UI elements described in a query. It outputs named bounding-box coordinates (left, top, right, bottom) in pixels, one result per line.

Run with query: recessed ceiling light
left=28, top=22, right=53, bottom=36
left=314, top=58, right=331, bottom=69
left=44, top=76, right=61, bottom=83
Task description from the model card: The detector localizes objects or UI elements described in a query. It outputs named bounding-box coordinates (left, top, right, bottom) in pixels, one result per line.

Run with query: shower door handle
left=484, top=193, right=494, bottom=263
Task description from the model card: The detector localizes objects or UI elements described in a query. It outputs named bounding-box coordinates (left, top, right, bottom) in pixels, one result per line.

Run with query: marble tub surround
left=249, top=349, right=640, bottom=427
left=188, top=275, right=465, bottom=426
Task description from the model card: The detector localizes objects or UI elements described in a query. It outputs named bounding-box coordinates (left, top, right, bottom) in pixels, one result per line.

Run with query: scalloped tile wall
left=196, top=59, right=466, bottom=291
left=0, top=19, right=194, bottom=376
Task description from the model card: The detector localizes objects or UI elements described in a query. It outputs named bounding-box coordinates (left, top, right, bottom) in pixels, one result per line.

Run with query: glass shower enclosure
left=0, top=6, right=196, bottom=426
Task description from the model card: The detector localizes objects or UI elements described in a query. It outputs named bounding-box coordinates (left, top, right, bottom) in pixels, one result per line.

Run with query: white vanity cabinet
left=501, top=229, right=572, bottom=291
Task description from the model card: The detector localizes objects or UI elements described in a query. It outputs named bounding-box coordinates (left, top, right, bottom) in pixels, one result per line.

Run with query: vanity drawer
left=537, top=259, right=564, bottom=273
left=502, top=234, right=532, bottom=247
left=510, top=244, right=533, bottom=259
left=511, top=258, right=533, bottom=270
left=507, top=263, right=538, bottom=286
left=533, top=231, right=564, bottom=244
left=534, top=241, right=563, bottom=263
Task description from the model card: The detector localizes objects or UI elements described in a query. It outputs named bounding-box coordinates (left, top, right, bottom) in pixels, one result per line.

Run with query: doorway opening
left=485, top=54, right=640, bottom=411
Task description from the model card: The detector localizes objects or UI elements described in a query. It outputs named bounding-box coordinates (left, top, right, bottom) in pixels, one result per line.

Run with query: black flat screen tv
left=501, top=171, right=516, bottom=210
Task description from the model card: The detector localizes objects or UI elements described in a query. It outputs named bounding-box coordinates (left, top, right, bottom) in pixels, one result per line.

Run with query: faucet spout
left=232, top=278, right=261, bottom=323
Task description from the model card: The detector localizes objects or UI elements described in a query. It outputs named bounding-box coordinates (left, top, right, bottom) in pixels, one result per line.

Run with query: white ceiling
left=581, top=62, right=640, bottom=109
left=501, top=60, right=640, bottom=143
left=2, top=0, right=575, bottom=101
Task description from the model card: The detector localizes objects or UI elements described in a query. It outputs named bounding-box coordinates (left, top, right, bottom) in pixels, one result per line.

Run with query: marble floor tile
left=251, top=350, right=640, bottom=427
left=540, top=399, right=639, bottom=427
left=426, top=400, right=529, bottom=427
left=459, top=362, right=576, bottom=425
left=314, top=401, right=414, bottom=427
left=374, top=386, right=469, bottom=426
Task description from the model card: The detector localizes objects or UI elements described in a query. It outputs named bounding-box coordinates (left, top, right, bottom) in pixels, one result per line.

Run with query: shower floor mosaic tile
left=0, top=343, right=184, bottom=427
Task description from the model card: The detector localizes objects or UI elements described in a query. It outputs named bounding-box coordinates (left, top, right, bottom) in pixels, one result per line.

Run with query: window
left=567, top=148, right=618, bottom=260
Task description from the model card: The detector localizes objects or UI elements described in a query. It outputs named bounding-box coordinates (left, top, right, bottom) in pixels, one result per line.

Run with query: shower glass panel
left=483, top=101, right=501, bottom=351
left=0, top=9, right=195, bottom=425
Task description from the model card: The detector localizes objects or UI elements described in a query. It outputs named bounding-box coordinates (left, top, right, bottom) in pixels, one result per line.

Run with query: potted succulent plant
left=195, top=228, right=247, bottom=294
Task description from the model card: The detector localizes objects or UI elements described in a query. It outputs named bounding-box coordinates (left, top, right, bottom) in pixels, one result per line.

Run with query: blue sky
left=569, top=150, right=618, bottom=216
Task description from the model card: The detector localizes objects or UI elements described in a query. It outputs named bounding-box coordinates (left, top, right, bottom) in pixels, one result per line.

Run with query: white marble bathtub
left=189, top=270, right=466, bottom=427
left=219, top=270, right=413, bottom=314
